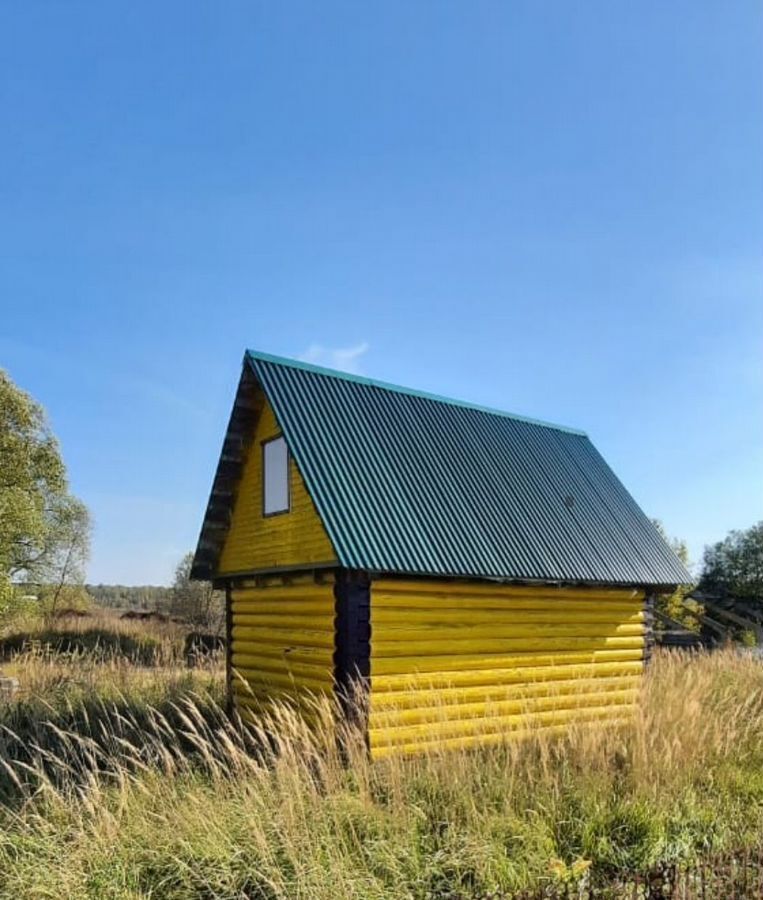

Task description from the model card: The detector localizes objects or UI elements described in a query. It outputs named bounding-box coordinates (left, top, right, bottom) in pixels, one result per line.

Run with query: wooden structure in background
left=656, top=593, right=763, bottom=650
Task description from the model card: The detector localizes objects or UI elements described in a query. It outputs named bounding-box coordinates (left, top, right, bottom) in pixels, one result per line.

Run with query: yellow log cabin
left=191, top=351, right=690, bottom=758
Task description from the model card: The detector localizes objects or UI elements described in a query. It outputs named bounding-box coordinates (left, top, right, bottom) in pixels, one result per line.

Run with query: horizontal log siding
left=368, top=579, right=645, bottom=757
left=218, top=398, right=336, bottom=575
left=230, top=576, right=336, bottom=717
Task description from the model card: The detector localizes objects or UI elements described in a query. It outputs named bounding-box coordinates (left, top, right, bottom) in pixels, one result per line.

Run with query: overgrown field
left=0, top=617, right=762, bottom=898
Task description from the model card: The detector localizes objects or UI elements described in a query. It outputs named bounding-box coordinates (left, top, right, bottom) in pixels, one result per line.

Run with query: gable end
left=191, top=361, right=337, bottom=581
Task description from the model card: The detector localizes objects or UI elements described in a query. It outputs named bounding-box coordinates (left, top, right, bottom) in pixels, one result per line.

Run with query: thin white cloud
left=298, top=341, right=369, bottom=375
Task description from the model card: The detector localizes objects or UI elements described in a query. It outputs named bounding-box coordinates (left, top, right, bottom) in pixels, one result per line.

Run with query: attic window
left=263, top=436, right=289, bottom=515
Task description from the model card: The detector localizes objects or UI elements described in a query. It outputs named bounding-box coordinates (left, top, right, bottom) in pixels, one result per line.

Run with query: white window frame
left=262, top=435, right=290, bottom=516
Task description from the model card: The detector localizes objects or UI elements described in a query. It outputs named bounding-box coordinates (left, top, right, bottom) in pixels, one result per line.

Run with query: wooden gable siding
left=218, top=397, right=336, bottom=576
left=367, top=579, right=645, bottom=758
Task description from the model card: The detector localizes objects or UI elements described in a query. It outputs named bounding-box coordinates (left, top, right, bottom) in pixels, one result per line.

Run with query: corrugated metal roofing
left=197, top=350, right=691, bottom=587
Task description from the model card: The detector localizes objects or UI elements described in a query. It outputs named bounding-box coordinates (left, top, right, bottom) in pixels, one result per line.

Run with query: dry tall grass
left=0, top=639, right=762, bottom=898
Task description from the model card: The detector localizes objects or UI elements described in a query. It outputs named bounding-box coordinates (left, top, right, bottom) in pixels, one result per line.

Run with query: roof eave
left=190, top=356, right=263, bottom=581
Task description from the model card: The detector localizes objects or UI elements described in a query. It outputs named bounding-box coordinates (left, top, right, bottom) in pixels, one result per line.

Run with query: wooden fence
left=656, top=592, right=763, bottom=651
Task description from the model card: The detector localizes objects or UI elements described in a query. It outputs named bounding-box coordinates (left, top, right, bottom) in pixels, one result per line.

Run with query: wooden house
left=191, top=351, right=689, bottom=757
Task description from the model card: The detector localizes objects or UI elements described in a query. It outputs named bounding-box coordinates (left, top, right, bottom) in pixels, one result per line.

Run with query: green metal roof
left=246, top=350, right=589, bottom=437
left=193, top=350, right=690, bottom=587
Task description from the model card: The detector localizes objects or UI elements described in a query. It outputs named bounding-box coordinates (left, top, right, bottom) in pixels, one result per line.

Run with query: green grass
left=0, top=620, right=762, bottom=898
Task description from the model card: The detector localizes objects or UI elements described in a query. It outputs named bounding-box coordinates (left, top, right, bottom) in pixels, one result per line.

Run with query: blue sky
left=1, top=2, right=761, bottom=584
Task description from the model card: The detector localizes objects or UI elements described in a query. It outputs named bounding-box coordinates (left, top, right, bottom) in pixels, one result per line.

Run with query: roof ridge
left=245, top=349, right=588, bottom=436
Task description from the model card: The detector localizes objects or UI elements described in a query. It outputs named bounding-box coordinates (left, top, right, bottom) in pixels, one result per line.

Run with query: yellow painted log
left=230, top=637, right=333, bottom=655
left=373, top=579, right=642, bottom=601
left=231, top=641, right=334, bottom=665
left=231, top=585, right=329, bottom=596
left=234, top=691, right=333, bottom=712
left=232, top=654, right=334, bottom=678
left=235, top=694, right=324, bottom=714
left=231, top=651, right=333, bottom=676
left=370, top=715, right=631, bottom=759
left=370, top=648, right=643, bottom=678
left=232, top=670, right=331, bottom=693
left=246, top=570, right=335, bottom=586
left=372, top=623, right=644, bottom=641
left=238, top=572, right=335, bottom=588
left=232, top=586, right=334, bottom=602
left=232, top=613, right=337, bottom=631
left=372, top=594, right=643, bottom=612
left=232, top=677, right=325, bottom=698
left=232, top=656, right=333, bottom=675
left=370, top=673, right=641, bottom=710
left=371, top=636, right=644, bottom=657
left=372, top=661, right=643, bottom=694
left=231, top=654, right=333, bottom=675
left=231, top=626, right=334, bottom=649
left=231, top=600, right=335, bottom=616
left=234, top=695, right=330, bottom=724
left=233, top=685, right=314, bottom=706
left=233, top=675, right=332, bottom=696
left=368, top=701, right=635, bottom=749
left=369, top=688, right=639, bottom=728
left=372, top=608, right=645, bottom=626
left=233, top=686, right=327, bottom=707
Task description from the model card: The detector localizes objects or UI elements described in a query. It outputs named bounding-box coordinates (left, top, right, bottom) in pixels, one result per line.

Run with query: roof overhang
left=191, top=358, right=263, bottom=581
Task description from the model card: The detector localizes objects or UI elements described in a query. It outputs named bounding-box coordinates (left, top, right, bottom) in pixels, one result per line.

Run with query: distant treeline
left=86, top=584, right=173, bottom=611
left=86, top=554, right=224, bottom=633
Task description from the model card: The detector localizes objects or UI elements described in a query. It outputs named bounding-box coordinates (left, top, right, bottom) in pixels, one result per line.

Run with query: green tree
left=0, top=370, right=65, bottom=575
left=170, top=552, right=224, bottom=631
left=700, top=522, right=763, bottom=610
left=85, top=584, right=173, bottom=611
left=0, top=369, right=91, bottom=617
left=652, top=521, right=700, bottom=631
left=37, top=496, right=91, bottom=620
